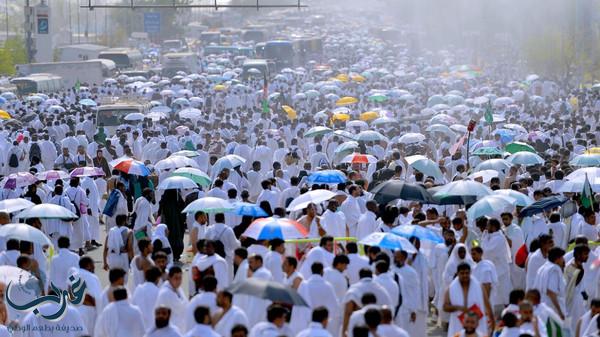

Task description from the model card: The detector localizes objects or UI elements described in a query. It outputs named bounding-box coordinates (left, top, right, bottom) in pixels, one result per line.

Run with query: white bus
left=16, top=59, right=116, bottom=88
left=98, top=48, right=143, bottom=69
left=95, top=101, right=150, bottom=135
left=10, top=73, right=63, bottom=96
left=56, top=44, right=108, bottom=62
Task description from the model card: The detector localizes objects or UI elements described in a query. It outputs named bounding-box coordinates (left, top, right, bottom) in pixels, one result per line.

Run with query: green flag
left=262, top=99, right=269, bottom=114
left=74, top=79, right=81, bottom=92
left=581, top=173, right=593, bottom=208
left=546, top=316, right=563, bottom=337
left=484, top=101, right=493, bottom=124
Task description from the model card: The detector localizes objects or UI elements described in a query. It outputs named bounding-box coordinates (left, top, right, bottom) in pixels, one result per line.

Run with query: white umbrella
left=182, top=197, right=234, bottom=214
left=355, top=130, right=387, bottom=142
left=16, top=204, right=77, bottom=220
left=405, top=155, right=444, bottom=182
left=397, top=132, right=426, bottom=144
left=157, top=176, right=198, bottom=190
left=506, top=152, right=544, bottom=166
left=212, top=155, right=246, bottom=174
left=467, top=169, right=499, bottom=184
left=0, top=198, right=35, bottom=213
left=433, top=180, right=493, bottom=199
left=566, top=167, right=600, bottom=183
left=155, top=156, right=199, bottom=171
left=494, top=189, right=535, bottom=207
left=124, top=112, right=145, bottom=121
left=286, top=190, right=336, bottom=212
left=474, top=159, right=512, bottom=174
left=179, top=108, right=202, bottom=120
left=569, top=154, right=600, bottom=167
left=346, top=120, right=369, bottom=130
left=558, top=180, right=600, bottom=193
left=0, top=223, right=52, bottom=246
left=426, top=124, right=456, bottom=137
left=467, top=195, right=516, bottom=220
left=150, top=105, right=172, bottom=113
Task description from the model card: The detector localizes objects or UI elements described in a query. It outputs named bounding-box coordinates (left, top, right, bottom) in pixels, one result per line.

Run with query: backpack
left=29, top=143, right=41, bottom=162
left=68, top=191, right=81, bottom=218
left=8, top=153, right=18, bottom=168
left=103, top=190, right=120, bottom=217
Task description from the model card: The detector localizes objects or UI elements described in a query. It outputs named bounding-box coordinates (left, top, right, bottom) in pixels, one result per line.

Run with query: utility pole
left=4, top=0, right=8, bottom=41
left=24, top=0, right=34, bottom=62
left=68, top=0, right=73, bottom=44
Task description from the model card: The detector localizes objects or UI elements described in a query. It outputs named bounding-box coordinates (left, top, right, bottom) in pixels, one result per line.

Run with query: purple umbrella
left=70, top=167, right=105, bottom=178
left=1, top=172, right=38, bottom=189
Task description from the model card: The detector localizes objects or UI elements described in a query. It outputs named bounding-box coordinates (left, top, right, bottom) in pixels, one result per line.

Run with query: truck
left=15, top=59, right=116, bottom=88
left=10, top=73, right=63, bottom=96
left=56, top=44, right=108, bottom=62
left=161, top=52, right=199, bottom=77
left=95, top=101, right=151, bottom=135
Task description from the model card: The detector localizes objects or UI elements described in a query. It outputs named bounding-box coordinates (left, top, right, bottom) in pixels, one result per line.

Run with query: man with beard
left=451, top=311, right=483, bottom=337
left=144, top=306, right=183, bottom=337
left=433, top=228, right=456, bottom=327
left=213, top=290, right=249, bottom=337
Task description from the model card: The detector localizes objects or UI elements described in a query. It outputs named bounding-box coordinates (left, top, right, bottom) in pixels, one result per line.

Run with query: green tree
left=0, top=38, right=26, bottom=76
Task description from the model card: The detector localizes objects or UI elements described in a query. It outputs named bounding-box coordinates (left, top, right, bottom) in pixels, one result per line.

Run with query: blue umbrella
left=518, top=196, right=568, bottom=218
left=359, top=232, right=417, bottom=253
left=391, top=225, right=443, bottom=244
left=307, top=170, right=347, bottom=184
left=0, top=97, right=6, bottom=105
left=79, top=98, right=97, bottom=106
left=232, top=202, right=268, bottom=217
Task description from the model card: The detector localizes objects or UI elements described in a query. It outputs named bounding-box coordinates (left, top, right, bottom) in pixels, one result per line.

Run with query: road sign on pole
left=144, top=12, right=160, bottom=34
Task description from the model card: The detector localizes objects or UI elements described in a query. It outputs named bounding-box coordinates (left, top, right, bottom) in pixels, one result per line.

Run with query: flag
left=74, top=79, right=81, bottom=92
left=261, top=74, right=269, bottom=114
left=581, top=173, right=593, bottom=208
left=450, top=133, right=468, bottom=156
left=546, top=316, right=563, bottom=337
left=484, top=101, right=493, bottom=124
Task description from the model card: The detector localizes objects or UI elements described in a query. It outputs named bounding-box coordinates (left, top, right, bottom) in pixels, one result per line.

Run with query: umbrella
left=157, top=176, right=197, bottom=190
left=334, top=141, right=360, bottom=155
left=282, top=105, right=297, bottom=120
left=426, top=124, right=456, bottom=137
left=47, top=105, right=65, bottom=114
left=566, top=167, right=600, bottom=183
left=178, top=108, right=202, bottom=120
left=182, top=197, right=234, bottom=214
left=370, top=180, right=432, bottom=205
left=355, top=130, right=387, bottom=142
left=397, top=133, right=426, bottom=144
left=79, top=99, right=96, bottom=106
left=286, top=190, right=336, bottom=212
left=227, top=278, right=308, bottom=306
left=450, top=124, right=468, bottom=133
left=172, top=97, right=190, bottom=106
left=0, top=224, right=52, bottom=246
left=585, top=147, right=600, bottom=155
left=466, top=195, right=516, bottom=220
left=346, top=120, right=369, bottom=130
left=155, top=156, right=199, bottom=171
left=242, top=217, right=308, bottom=240
left=0, top=198, right=35, bottom=213
left=405, top=155, right=444, bottom=182
left=1, top=172, right=38, bottom=189
left=472, top=147, right=503, bottom=156
left=170, top=150, right=199, bottom=158
left=360, top=111, right=380, bottom=121
left=494, top=189, right=534, bottom=207
left=113, top=159, right=150, bottom=176
left=16, top=204, right=78, bottom=220
left=172, top=167, right=211, bottom=187
left=359, top=232, right=417, bottom=253
left=371, top=117, right=398, bottom=126
left=232, top=202, right=268, bottom=217
left=307, top=170, right=347, bottom=184
left=503, top=124, right=528, bottom=134
left=147, top=111, right=168, bottom=121
left=433, top=180, right=493, bottom=199
left=391, top=225, right=443, bottom=244
left=429, top=114, right=457, bottom=126
left=467, top=169, right=499, bottom=183
left=304, top=126, right=332, bottom=138
left=150, top=105, right=172, bottom=113
left=69, top=166, right=104, bottom=178
left=35, top=170, right=70, bottom=182
left=124, top=112, right=145, bottom=121
left=331, top=113, right=350, bottom=122
left=570, top=154, right=600, bottom=167
left=335, top=96, right=358, bottom=106
left=518, top=196, right=568, bottom=218
left=474, top=159, right=512, bottom=174
left=427, top=186, right=477, bottom=205
left=213, top=155, right=246, bottom=174
left=341, top=153, right=377, bottom=164
left=368, top=93, right=388, bottom=103
left=505, top=142, right=536, bottom=154
left=507, top=152, right=544, bottom=166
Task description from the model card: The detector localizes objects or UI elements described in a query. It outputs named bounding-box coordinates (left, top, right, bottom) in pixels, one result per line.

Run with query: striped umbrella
left=172, top=167, right=211, bottom=187
left=242, top=217, right=308, bottom=240
left=113, top=159, right=150, bottom=176
left=182, top=197, right=234, bottom=214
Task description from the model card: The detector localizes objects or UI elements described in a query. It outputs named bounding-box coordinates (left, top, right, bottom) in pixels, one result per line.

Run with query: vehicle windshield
left=97, top=108, right=140, bottom=126
left=11, top=80, right=36, bottom=96
left=99, top=54, right=130, bottom=67
left=264, top=43, right=293, bottom=60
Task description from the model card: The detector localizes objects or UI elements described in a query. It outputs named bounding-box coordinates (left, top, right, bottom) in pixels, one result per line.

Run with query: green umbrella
left=304, top=126, right=332, bottom=138
left=172, top=167, right=211, bottom=187
left=505, top=142, right=536, bottom=154
left=368, top=93, right=388, bottom=103
left=473, top=147, right=503, bottom=156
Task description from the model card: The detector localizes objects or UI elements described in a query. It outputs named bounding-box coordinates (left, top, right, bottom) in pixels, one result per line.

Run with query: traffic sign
left=144, top=12, right=161, bottom=34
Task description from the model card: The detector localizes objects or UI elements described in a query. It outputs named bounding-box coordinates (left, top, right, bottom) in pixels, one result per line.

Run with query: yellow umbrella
left=586, top=147, right=600, bottom=155
left=331, top=113, right=350, bottom=122
left=0, top=110, right=11, bottom=120
left=351, top=74, right=366, bottom=83
left=335, top=74, right=349, bottom=83
left=360, top=111, right=379, bottom=121
left=336, top=96, right=359, bottom=106
left=282, top=105, right=297, bottom=120
left=213, top=84, right=227, bottom=91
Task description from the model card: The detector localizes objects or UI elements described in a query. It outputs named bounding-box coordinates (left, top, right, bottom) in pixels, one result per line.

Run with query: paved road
left=87, top=228, right=445, bottom=336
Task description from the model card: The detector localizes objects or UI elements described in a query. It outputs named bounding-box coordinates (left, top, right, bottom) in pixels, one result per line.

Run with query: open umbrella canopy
left=474, top=159, right=512, bottom=175
left=157, top=176, right=197, bottom=190
left=570, top=154, right=600, bottom=167
left=467, top=195, right=516, bottom=220
left=113, top=159, right=150, bottom=176
left=341, top=153, right=377, bottom=164
left=287, top=190, right=336, bottom=211
left=518, top=196, right=568, bottom=218
left=155, top=156, right=199, bottom=171
left=178, top=108, right=202, bottom=120
left=507, top=152, right=544, bottom=166
left=304, top=126, right=332, bottom=138
left=355, top=130, right=387, bottom=142
left=227, top=278, right=308, bottom=306
left=231, top=202, right=268, bottom=217
left=371, top=180, right=432, bottom=205
left=0, top=198, right=35, bottom=213
left=242, top=217, right=308, bottom=240
left=467, top=169, right=499, bottom=184
left=213, top=155, right=246, bottom=174
left=335, top=96, right=359, bottom=106
left=0, top=223, right=52, bottom=246
left=360, top=111, right=379, bottom=121
left=433, top=180, right=493, bottom=199
left=79, top=98, right=96, bottom=106
left=472, top=147, right=503, bottom=156
left=35, top=170, right=70, bottom=182
left=124, top=112, right=145, bottom=121
left=16, top=203, right=78, bottom=220
left=494, top=189, right=534, bottom=207
left=182, top=197, right=234, bottom=214
left=172, top=167, right=211, bottom=187
left=397, top=132, right=426, bottom=144
left=359, top=232, right=417, bottom=253
left=505, top=142, right=536, bottom=154
left=391, top=225, right=443, bottom=244
left=1, top=172, right=38, bottom=189
left=427, top=186, right=477, bottom=205
left=171, top=150, right=200, bottom=158
left=334, top=141, right=360, bottom=155
left=307, top=170, right=347, bottom=184
left=566, top=167, right=600, bottom=183
left=69, top=166, right=104, bottom=178
left=405, top=155, right=444, bottom=182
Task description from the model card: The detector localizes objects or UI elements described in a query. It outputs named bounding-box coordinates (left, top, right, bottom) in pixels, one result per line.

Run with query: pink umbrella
left=70, top=167, right=105, bottom=178
left=1, top=172, right=38, bottom=189
left=35, top=170, right=70, bottom=181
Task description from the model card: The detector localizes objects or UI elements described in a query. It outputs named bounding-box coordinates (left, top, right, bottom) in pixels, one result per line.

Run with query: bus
left=10, top=73, right=63, bottom=96
left=263, top=40, right=296, bottom=71
left=98, top=48, right=143, bottom=69
left=242, top=59, right=271, bottom=80
left=95, top=102, right=150, bottom=135
left=16, top=59, right=116, bottom=88
left=162, top=39, right=187, bottom=53
left=200, top=31, right=221, bottom=46
left=56, top=43, right=108, bottom=62
left=162, top=52, right=199, bottom=77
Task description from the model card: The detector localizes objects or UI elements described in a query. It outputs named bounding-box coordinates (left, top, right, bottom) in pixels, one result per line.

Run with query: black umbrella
left=226, top=278, right=308, bottom=306
left=427, top=186, right=477, bottom=205
left=371, top=180, right=433, bottom=205
left=518, top=195, right=568, bottom=218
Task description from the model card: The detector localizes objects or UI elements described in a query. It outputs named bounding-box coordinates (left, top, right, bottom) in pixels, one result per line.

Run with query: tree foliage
left=0, top=38, right=27, bottom=76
